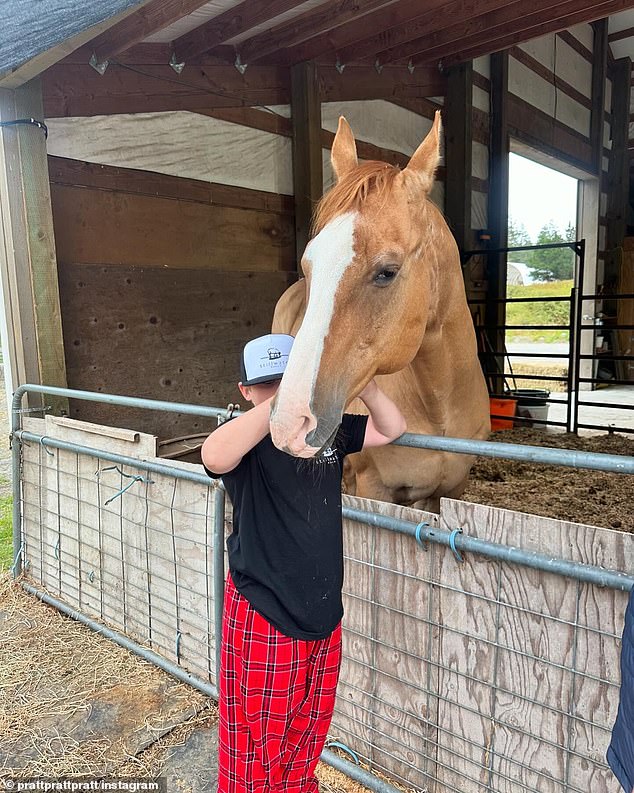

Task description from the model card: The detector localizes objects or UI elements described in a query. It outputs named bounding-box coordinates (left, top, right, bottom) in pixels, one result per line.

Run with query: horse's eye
left=374, top=267, right=399, bottom=286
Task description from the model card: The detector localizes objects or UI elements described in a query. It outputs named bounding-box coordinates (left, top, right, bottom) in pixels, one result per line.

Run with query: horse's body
left=270, top=113, right=490, bottom=511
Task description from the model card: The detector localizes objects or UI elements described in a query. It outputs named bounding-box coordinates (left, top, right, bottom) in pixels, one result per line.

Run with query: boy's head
left=238, top=334, right=294, bottom=405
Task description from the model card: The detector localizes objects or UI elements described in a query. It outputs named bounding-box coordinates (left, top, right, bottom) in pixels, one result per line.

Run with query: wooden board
left=0, top=80, right=68, bottom=414
left=507, top=93, right=593, bottom=172
left=437, top=498, right=629, bottom=793
left=56, top=262, right=296, bottom=439
left=50, top=183, right=295, bottom=271
left=19, top=415, right=221, bottom=687
left=48, top=155, right=295, bottom=215
left=336, top=495, right=440, bottom=791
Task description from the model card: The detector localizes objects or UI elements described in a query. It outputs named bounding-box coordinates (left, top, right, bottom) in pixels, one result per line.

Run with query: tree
left=507, top=217, right=532, bottom=262
left=526, top=221, right=575, bottom=281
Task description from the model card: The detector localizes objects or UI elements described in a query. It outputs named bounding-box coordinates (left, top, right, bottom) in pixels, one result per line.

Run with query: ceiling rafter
left=172, top=0, right=306, bottom=63
left=335, top=0, right=517, bottom=65
left=381, top=0, right=580, bottom=66
left=88, top=0, right=213, bottom=64
left=338, top=0, right=520, bottom=64
left=439, top=0, right=634, bottom=67
left=282, top=0, right=448, bottom=65
left=233, top=0, right=400, bottom=65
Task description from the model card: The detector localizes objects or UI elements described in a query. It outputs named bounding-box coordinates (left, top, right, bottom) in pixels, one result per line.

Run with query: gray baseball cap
left=240, top=334, right=294, bottom=386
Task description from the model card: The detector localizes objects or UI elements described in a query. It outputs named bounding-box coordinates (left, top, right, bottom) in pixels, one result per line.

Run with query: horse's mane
left=311, top=160, right=400, bottom=235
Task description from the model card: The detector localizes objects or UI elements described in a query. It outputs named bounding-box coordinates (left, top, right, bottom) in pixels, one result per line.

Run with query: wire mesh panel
left=435, top=499, right=629, bottom=793
left=334, top=496, right=630, bottom=793
left=19, top=415, right=220, bottom=689
left=337, top=496, right=441, bottom=791
left=15, top=410, right=631, bottom=793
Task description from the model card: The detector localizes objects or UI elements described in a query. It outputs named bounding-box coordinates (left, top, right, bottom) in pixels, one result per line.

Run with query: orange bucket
left=489, top=397, right=517, bottom=431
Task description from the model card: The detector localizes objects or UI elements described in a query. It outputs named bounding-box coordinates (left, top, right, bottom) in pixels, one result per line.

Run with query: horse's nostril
left=295, top=415, right=312, bottom=445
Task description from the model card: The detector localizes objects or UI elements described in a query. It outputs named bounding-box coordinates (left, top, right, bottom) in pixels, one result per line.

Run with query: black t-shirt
left=204, top=413, right=368, bottom=640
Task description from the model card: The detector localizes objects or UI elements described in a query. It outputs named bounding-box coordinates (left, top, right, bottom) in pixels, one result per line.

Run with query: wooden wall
left=45, top=99, right=449, bottom=441
left=49, top=155, right=295, bottom=439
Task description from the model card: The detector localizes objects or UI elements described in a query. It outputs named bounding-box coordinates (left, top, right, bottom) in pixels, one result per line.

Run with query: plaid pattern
left=218, top=573, right=342, bottom=792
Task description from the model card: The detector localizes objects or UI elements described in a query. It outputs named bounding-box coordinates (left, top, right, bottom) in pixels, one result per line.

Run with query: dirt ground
left=462, top=428, right=634, bottom=532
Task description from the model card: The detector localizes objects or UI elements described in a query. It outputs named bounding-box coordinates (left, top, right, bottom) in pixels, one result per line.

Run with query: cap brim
left=242, top=373, right=284, bottom=387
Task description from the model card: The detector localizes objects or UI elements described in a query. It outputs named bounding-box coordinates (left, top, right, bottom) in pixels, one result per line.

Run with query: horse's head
left=271, top=111, right=443, bottom=457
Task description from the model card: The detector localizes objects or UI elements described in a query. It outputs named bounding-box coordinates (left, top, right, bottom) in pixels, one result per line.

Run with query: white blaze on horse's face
left=270, top=211, right=358, bottom=457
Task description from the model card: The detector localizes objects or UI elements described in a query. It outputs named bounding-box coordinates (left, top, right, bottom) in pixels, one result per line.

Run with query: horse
left=270, top=112, right=490, bottom=512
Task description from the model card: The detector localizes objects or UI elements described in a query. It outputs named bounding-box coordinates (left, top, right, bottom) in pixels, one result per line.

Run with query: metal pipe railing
left=16, top=428, right=634, bottom=593
left=10, top=383, right=634, bottom=793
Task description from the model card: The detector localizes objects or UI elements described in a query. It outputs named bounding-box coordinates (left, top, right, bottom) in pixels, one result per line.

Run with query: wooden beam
left=317, top=63, right=446, bottom=102
left=88, top=0, right=213, bottom=64
left=389, top=96, right=443, bottom=120
left=507, top=94, right=593, bottom=171
left=558, top=29, right=593, bottom=62
left=290, top=62, right=322, bottom=270
left=48, top=155, right=295, bottom=215
left=173, top=0, right=305, bottom=63
left=509, top=46, right=592, bottom=110
left=235, top=0, right=399, bottom=65
left=42, top=61, right=289, bottom=117
left=606, top=57, right=632, bottom=251
left=0, top=79, right=68, bottom=413
left=608, top=24, right=634, bottom=42
left=590, top=20, right=608, bottom=174
left=195, top=106, right=292, bottom=137
left=441, top=0, right=634, bottom=67
left=408, top=0, right=614, bottom=66
left=443, top=61, right=473, bottom=253
left=42, top=60, right=446, bottom=117
left=338, top=0, right=514, bottom=65
left=485, top=51, right=509, bottom=394
left=284, top=0, right=447, bottom=65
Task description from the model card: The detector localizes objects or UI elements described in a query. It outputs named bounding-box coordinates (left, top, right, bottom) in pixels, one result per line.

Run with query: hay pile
left=0, top=573, right=212, bottom=777
left=0, top=574, right=393, bottom=792
left=464, top=429, right=634, bottom=531
left=507, top=362, right=568, bottom=392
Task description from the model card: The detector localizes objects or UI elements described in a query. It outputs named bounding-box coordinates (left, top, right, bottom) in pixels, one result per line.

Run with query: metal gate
left=463, top=241, right=633, bottom=434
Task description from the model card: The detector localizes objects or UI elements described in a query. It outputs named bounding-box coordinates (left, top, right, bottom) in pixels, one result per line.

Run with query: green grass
left=0, top=494, right=13, bottom=571
left=506, top=279, right=573, bottom=342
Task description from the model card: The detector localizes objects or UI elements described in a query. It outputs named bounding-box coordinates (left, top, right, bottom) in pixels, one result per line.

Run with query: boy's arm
left=357, top=379, right=407, bottom=448
left=201, top=397, right=273, bottom=474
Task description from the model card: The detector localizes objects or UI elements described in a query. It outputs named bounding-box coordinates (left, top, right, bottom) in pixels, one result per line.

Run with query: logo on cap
left=241, top=334, right=294, bottom=386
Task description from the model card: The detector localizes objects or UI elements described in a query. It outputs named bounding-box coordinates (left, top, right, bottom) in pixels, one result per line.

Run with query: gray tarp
left=0, top=0, right=144, bottom=77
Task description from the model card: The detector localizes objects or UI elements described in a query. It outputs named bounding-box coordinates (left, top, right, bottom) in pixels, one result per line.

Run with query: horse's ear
left=403, top=110, right=442, bottom=193
left=331, top=116, right=358, bottom=181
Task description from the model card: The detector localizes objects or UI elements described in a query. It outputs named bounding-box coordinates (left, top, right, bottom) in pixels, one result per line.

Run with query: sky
left=508, top=153, right=579, bottom=240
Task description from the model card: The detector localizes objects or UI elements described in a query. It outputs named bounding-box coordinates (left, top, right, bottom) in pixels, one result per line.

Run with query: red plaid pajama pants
left=217, top=573, right=342, bottom=793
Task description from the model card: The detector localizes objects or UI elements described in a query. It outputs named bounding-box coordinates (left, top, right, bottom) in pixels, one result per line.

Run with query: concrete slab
left=158, top=727, right=218, bottom=793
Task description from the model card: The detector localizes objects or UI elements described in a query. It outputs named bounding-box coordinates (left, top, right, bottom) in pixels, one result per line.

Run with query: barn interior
left=1, top=0, right=634, bottom=444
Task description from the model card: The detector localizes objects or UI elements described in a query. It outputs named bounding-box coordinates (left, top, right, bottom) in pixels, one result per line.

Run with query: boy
left=202, top=333, right=407, bottom=793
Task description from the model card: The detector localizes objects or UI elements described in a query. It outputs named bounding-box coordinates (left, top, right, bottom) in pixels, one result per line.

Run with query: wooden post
left=590, top=20, right=608, bottom=176
left=290, top=61, right=322, bottom=271
left=606, top=57, right=632, bottom=252
left=486, top=51, right=509, bottom=395
left=444, top=60, right=473, bottom=254
left=0, top=78, right=68, bottom=414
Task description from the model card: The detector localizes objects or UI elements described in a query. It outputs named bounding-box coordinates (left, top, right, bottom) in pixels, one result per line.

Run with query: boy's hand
left=354, top=377, right=407, bottom=448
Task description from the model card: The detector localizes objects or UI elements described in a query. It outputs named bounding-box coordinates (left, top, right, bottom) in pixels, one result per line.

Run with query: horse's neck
left=408, top=237, right=481, bottom=414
